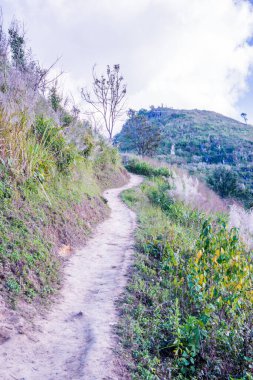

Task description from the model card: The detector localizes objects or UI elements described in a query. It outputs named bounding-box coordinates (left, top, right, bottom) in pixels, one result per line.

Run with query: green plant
left=120, top=170, right=253, bottom=379
left=33, top=116, right=78, bottom=174
left=6, top=278, right=21, bottom=294
left=207, top=166, right=239, bottom=198
left=125, top=158, right=171, bottom=177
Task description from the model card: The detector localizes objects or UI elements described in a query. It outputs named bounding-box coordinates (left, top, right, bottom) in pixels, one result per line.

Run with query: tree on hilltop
left=123, top=111, right=161, bottom=156
left=241, top=112, right=248, bottom=124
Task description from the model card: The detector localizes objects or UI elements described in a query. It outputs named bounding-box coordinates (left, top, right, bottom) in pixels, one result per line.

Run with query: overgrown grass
left=120, top=171, right=253, bottom=379
left=0, top=13, right=128, bottom=314
left=0, top=120, right=125, bottom=307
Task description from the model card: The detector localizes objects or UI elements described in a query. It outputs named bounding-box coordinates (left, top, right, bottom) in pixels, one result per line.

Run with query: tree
left=123, top=111, right=161, bottom=156
left=241, top=112, right=248, bottom=124
left=49, top=82, right=62, bottom=112
left=207, top=166, right=239, bottom=198
left=81, top=64, right=126, bottom=140
left=8, top=21, right=26, bottom=70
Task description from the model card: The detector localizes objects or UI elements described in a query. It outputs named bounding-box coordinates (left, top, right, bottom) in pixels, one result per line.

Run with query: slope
left=115, top=107, right=253, bottom=206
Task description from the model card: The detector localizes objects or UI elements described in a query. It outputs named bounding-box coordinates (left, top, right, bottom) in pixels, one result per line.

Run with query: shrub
left=144, top=178, right=173, bottom=212
left=125, top=158, right=171, bottom=177
left=207, top=166, right=239, bottom=198
left=33, top=116, right=77, bottom=174
left=94, top=139, right=121, bottom=170
left=82, top=131, right=95, bottom=158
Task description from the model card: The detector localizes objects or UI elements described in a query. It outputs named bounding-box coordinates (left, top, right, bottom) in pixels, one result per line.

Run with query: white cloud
left=2, top=0, right=253, bottom=123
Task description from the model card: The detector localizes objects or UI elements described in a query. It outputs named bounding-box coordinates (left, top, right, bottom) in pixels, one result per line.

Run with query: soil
left=0, top=173, right=142, bottom=380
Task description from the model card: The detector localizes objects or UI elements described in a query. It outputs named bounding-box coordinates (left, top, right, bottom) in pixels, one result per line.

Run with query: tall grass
left=120, top=169, right=253, bottom=379
left=124, top=155, right=253, bottom=248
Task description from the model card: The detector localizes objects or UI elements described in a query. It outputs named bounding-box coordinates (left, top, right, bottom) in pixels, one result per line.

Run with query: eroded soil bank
left=0, top=173, right=142, bottom=380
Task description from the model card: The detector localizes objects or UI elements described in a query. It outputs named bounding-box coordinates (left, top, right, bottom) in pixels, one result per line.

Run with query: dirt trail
left=0, top=174, right=142, bottom=380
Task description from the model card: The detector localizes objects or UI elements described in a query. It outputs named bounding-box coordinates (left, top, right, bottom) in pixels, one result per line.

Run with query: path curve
left=0, top=173, right=142, bottom=380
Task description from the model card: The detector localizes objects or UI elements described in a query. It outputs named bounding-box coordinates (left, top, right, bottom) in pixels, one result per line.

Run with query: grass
left=0, top=133, right=126, bottom=308
left=119, top=167, right=253, bottom=379
left=0, top=14, right=129, bottom=314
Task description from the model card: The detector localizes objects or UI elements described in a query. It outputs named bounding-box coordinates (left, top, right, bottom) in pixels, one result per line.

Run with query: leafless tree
left=81, top=64, right=126, bottom=140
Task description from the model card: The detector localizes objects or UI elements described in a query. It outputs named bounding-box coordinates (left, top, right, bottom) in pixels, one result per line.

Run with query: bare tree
left=81, top=64, right=126, bottom=140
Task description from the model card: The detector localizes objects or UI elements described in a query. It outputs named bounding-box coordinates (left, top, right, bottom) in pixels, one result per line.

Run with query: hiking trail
left=0, top=174, right=142, bottom=380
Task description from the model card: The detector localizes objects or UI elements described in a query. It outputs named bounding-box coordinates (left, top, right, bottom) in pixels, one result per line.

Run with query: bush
left=144, top=178, right=173, bottom=212
left=94, top=139, right=121, bottom=170
left=125, top=158, right=171, bottom=177
left=34, top=116, right=77, bottom=174
left=207, top=166, right=239, bottom=198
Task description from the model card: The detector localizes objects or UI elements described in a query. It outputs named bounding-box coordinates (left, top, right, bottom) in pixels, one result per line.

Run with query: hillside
left=115, top=107, right=253, bottom=206
left=120, top=158, right=253, bottom=379
left=0, top=17, right=129, bottom=341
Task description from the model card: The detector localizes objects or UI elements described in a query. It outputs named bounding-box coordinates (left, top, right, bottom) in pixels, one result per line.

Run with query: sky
left=2, top=0, right=253, bottom=127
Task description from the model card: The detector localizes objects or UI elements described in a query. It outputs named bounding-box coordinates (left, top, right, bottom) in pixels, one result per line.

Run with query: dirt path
left=0, top=174, right=142, bottom=380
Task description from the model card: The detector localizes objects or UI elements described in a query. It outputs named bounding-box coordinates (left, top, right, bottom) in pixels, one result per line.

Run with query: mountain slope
left=115, top=107, right=253, bottom=206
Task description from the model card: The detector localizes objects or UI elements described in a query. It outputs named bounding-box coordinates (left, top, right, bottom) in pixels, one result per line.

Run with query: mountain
left=115, top=107, right=253, bottom=206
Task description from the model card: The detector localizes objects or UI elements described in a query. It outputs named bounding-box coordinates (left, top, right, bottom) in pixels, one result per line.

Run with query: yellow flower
left=246, top=290, right=253, bottom=303
left=212, top=249, right=220, bottom=264
left=199, top=274, right=205, bottom=285
left=235, top=283, right=242, bottom=290
left=195, top=250, right=203, bottom=263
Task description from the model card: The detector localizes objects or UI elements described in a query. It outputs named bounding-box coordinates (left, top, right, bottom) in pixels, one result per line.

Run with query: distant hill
left=115, top=107, right=253, bottom=206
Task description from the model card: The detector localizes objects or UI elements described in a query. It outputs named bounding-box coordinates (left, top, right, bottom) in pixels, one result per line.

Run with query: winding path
left=0, top=174, right=142, bottom=380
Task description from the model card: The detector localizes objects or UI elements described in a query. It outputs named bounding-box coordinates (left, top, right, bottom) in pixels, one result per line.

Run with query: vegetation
left=125, top=158, right=171, bottom=178
left=122, top=111, right=161, bottom=156
left=120, top=159, right=253, bottom=379
left=0, top=15, right=127, bottom=310
left=207, top=166, right=239, bottom=198
left=0, top=114, right=123, bottom=307
left=115, top=107, right=253, bottom=207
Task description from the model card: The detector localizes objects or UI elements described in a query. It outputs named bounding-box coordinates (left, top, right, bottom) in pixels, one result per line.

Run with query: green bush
left=207, top=166, right=239, bottom=198
left=125, top=158, right=171, bottom=177
left=94, top=139, right=121, bottom=170
left=144, top=178, right=173, bottom=211
left=34, top=116, right=77, bottom=174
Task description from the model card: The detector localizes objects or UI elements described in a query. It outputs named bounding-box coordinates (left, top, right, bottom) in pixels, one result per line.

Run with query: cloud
left=2, top=0, right=253, bottom=122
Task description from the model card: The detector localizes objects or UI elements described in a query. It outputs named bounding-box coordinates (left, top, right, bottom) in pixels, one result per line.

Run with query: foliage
left=49, top=83, right=62, bottom=112
left=61, top=112, right=73, bottom=127
left=122, top=111, right=161, bottom=156
left=120, top=165, right=253, bottom=379
left=94, top=139, right=121, bottom=169
left=0, top=11, right=127, bottom=310
left=81, top=130, right=95, bottom=157
left=207, top=166, right=239, bottom=198
left=125, top=158, right=171, bottom=177
left=8, top=21, right=26, bottom=70
left=33, top=116, right=78, bottom=174
left=116, top=106, right=253, bottom=207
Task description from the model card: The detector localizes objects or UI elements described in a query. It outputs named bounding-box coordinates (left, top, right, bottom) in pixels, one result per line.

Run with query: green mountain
left=115, top=107, right=253, bottom=206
